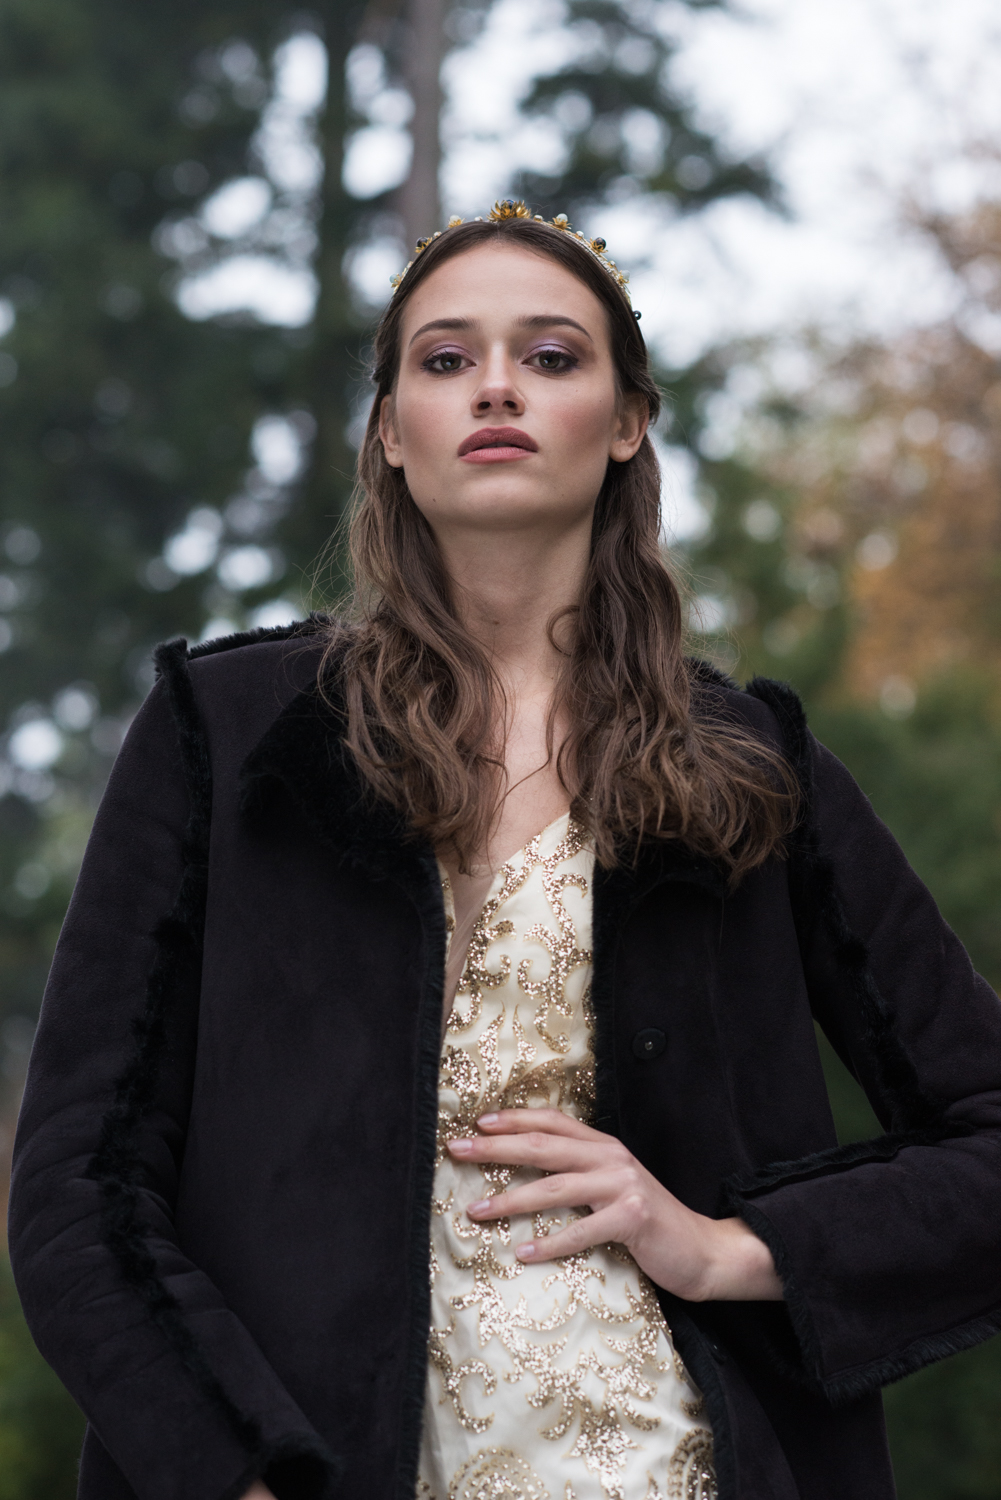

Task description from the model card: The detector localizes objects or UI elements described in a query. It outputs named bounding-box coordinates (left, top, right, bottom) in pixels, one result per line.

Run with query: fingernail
left=477, top=1113, right=499, bottom=1126
left=516, top=1243, right=536, bottom=1261
left=467, top=1199, right=491, bottom=1216
left=449, top=1139, right=472, bottom=1154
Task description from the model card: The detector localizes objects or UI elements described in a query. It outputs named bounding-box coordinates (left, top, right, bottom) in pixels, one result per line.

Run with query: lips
left=457, top=426, right=539, bottom=457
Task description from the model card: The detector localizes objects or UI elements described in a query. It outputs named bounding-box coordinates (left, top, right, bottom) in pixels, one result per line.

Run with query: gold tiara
left=389, top=198, right=633, bottom=307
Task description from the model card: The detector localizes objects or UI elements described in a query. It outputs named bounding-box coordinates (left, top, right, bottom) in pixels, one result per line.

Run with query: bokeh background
left=2, top=0, right=1001, bottom=1492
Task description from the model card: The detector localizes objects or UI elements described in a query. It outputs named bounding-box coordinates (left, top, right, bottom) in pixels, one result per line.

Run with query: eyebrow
left=408, top=314, right=594, bottom=347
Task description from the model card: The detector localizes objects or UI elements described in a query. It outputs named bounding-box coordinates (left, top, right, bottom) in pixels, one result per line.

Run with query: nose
left=471, top=347, right=525, bottom=417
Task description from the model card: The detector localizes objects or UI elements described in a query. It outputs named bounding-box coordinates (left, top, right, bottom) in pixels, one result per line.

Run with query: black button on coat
left=632, top=1027, right=667, bottom=1059
left=8, top=623, right=1001, bottom=1500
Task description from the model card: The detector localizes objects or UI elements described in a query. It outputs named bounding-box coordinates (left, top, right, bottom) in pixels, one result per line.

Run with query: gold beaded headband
left=390, top=198, right=636, bottom=313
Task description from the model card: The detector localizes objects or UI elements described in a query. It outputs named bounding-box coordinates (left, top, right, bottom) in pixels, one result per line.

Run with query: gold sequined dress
left=417, top=813, right=716, bottom=1500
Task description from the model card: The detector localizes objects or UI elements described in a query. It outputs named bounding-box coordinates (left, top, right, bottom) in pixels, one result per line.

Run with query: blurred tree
left=669, top=249, right=1001, bottom=984
left=515, top=0, right=774, bottom=219
left=669, top=195, right=1001, bottom=714
left=0, top=0, right=372, bottom=1019
left=399, top=0, right=446, bottom=247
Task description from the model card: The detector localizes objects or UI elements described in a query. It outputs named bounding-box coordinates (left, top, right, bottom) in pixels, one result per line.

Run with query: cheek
left=392, top=384, right=458, bottom=468
left=548, top=386, right=618, bottom=453
left=389, top=400, right=440, bottom=481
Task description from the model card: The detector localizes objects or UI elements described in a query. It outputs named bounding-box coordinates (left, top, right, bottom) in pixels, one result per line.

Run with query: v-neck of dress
left=437, top=811, right=572, bottom=1033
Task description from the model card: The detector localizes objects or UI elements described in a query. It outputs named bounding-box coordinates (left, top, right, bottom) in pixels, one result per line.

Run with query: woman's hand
left=242, top=1484, right=278, bottom=1500
left=449, top=1108, right=783, bottom=1302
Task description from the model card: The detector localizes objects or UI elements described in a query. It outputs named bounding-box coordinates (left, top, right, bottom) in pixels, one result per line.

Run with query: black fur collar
left=239, top=678, right=426, bottom=887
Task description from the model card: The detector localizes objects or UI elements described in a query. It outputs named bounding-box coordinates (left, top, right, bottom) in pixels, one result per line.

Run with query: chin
left=427, top=489, right=591, bottom=531
left=429, top=467, right=599, bottom=522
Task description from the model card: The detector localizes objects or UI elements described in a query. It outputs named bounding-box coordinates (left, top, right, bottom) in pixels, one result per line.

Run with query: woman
left=9, top=201, right=1001, bottom=1500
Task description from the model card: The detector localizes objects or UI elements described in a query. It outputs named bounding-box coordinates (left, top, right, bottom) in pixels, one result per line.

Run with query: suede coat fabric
left=8, top=622, right=1001, bottom=1500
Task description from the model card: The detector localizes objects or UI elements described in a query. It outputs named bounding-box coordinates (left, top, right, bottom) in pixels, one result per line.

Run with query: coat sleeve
left=730, top=728, right=1001, bottom=1404
left=7, top=667, right=340, bottom=1500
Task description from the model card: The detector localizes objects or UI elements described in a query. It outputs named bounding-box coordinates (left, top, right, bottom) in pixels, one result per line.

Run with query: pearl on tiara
left=389, top=199, right=632, bottom=304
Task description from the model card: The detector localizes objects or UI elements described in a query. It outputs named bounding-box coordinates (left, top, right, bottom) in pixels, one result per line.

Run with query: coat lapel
left=239, top=675, right=430, bottom=887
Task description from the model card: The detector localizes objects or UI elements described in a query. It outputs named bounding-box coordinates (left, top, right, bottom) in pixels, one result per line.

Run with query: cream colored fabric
left=440, top=861, right=497, bottom=1036
left=417, top=813, right=716, bottom=1500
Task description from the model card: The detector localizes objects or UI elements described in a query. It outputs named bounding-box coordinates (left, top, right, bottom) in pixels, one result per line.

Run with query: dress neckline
left=437, top=811, right=580, bottom=1037
left=457, top=809, right=573, bottom=883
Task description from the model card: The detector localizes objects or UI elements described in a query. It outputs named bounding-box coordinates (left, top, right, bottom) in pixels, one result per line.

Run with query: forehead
left=398, top=241, right=610, bottom=340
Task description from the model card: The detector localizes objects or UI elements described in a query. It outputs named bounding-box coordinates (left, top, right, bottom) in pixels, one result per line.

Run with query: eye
left=422, top=349, right=469, bottom=374
left=529, top=347, right=578, bottom=373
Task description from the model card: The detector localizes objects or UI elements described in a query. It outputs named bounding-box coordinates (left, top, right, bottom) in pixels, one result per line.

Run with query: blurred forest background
left=1, top=0, right=1000, bottom=1493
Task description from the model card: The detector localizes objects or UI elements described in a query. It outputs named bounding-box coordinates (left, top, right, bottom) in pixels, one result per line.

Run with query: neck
left=440, top=515, right=592, bottom=694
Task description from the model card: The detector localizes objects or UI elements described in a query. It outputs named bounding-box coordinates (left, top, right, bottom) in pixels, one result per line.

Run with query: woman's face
left=379, top=242, right=647, bottom=540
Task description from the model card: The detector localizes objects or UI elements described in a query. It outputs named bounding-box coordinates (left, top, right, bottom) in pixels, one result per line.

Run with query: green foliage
left=0, top=0, right=301, bottom=712
left=812, top=677, right=1001, bottom=988
left=0, top=1256, right=83, bottom=1500
left=0, top=0, right=368, bottom=1030
left=658, top=351, right=847, bottom=692
left=815, top=1028, right=881, bottom=1144
left=516, top=0, right=776, bottom=218
left=666, top=345, right=1001, bottom=992
left=885, top=1339, right=1001, bottom=1500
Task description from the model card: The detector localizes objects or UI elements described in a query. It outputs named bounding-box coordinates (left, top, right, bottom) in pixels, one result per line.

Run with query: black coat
left=9, top=623, right=1001, bottom=1500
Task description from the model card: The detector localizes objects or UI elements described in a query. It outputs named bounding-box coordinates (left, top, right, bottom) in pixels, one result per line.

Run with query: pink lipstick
left=458, top=426, right=538, bottom=463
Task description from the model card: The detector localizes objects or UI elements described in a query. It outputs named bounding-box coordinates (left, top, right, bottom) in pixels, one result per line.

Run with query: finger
left=476, top=1108, right=609, bottom=1143
left=515, top=1204, right=624, bottom=1264
left=467, top=1170, right=618, bottom=1222
left=448, top=1130, right=618, bottom=1174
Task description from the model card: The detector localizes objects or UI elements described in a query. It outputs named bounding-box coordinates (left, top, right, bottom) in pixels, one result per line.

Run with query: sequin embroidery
left=417, top=814, right=715, bottom=1500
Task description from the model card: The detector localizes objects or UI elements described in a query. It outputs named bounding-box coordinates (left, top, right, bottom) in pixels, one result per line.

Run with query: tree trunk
left=291, top=0, right=370, bottom=586
left=399, top=0, right=446, bottom=250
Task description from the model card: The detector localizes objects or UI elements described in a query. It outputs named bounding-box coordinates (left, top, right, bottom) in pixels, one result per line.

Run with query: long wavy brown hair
left=323, top=213, right=795, bottom=877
